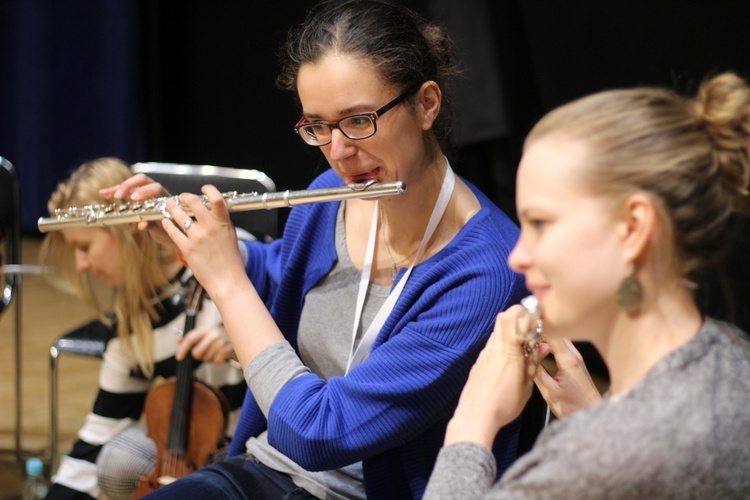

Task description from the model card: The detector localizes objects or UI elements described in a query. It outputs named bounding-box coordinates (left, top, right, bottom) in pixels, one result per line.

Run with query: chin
left=99, top=276, right=118, bottom=287
left=540, top=317, right=569, bottom=339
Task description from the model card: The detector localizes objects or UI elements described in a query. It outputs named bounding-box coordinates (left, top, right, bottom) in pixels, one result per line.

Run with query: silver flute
left=517, top=295, right=543, bottom=355
left=38, top=180, right=406, bottom=233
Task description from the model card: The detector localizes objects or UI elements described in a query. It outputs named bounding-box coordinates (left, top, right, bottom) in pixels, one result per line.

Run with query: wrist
left=444, top=414, right=500, bottom=449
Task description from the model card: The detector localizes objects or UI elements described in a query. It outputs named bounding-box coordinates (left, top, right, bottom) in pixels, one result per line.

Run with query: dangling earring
left=616, top=263, right=643, bottom=314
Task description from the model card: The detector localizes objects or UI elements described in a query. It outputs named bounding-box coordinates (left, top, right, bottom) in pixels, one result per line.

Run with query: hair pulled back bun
left=526, top=72, right=750, bottom=283
left=688, top=73, right=750, bottom=210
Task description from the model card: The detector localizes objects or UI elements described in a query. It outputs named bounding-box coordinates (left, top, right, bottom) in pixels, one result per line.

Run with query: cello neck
left=166, top=280, right=204, bottom=455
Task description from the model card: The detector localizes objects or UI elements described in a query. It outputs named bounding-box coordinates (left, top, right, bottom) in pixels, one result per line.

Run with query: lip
left=525, top=284, right=549, bottom=300
left=345, top=167, right=381, bottom=184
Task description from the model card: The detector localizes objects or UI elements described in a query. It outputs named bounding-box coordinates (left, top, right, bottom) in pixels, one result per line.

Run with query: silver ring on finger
left=183, top=219, right=193, bottom=230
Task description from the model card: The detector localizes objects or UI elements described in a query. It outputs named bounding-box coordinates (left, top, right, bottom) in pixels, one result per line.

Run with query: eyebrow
left=303, top=103, right=375, bottom=121
left=517, top=206, right=546, bottom=221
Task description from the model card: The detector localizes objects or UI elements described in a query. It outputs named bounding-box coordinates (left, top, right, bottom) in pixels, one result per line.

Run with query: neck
left=598, top=287, right=702, bottom=396
left=344, top=154, right=457, bottom=285
left=379, top=155, right=448, bottom=249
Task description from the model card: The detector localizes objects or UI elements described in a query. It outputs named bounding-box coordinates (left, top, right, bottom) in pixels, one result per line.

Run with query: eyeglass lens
left=295, top=89, right=415, bottom=146
left=298, top=115, right=376, bottom=145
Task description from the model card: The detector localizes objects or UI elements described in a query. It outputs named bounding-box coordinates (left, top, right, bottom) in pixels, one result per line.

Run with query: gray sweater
left=425, top=318, right=750, bottom=499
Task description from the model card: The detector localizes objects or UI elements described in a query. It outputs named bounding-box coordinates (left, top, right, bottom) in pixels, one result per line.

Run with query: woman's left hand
left=176, top=324, right=237, bottom=365
left=99, top=173, right=176, bottom=245
left=444, top=305, right=541, bottom=448
left=161, top=185, right=247, bottom=299
left=534, top=337, right=602, bottom=418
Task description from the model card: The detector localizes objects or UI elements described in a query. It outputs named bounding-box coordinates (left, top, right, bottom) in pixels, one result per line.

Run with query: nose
left=73, top=249, right=90, bottom=272
left=507, top=238, right=531, bottom=274
left=326, top=128, right=356, bottom=161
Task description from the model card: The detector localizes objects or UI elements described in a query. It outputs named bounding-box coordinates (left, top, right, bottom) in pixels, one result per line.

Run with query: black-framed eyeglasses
left=294, top=89, right=417, bottom=146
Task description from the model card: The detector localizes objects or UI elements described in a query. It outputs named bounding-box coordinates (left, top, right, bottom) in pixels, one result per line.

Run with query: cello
left=133, top=279, right=230, bottom=497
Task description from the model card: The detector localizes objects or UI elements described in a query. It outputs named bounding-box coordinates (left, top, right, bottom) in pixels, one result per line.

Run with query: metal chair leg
left=0, top=264, right=47, bottom=464
left=49, top=345, right=60, bottom=475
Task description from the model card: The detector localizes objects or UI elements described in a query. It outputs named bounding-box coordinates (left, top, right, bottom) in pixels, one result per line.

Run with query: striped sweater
left=48, top=274, right=245, bottom=499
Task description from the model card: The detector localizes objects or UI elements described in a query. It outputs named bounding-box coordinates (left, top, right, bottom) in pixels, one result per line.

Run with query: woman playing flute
left=100, top=1, right=527, bottom=498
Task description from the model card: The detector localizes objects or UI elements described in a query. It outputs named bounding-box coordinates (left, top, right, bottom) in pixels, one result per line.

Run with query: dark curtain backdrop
left=426, top=0, right=750, bottom=219
left=138, top=1, right=314, bottom=191
left=6, top=0, right=749, bottom=231
left=1, top=0, right=748, bottom=328
left=0, top=0, right=145, bottom=233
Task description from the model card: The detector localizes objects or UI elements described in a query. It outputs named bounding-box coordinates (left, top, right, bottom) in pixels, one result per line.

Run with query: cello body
left=133, top=280, right=230, bottom=497
left=133, top=378, right=228, bottom=495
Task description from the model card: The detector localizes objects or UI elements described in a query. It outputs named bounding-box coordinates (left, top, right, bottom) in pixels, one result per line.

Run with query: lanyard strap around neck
left=346, top=161, right=455, bottom=373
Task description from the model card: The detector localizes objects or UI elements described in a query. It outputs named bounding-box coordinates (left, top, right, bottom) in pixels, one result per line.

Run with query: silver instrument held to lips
left=517, top=294, right=551, bottom=427
left=37, top=180, right=406, bottom=233
left=517, top=295, right=543, bottom=355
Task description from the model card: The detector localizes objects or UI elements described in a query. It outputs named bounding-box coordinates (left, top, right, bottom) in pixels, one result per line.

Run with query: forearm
left=443, top=358, right=531, bottom=448
left=444, top=385, right=529, bottom=450
left=209, top=275, right=285, bottom=369
left=443, top=307, right=536, bottom=448
left=444, top=411, right=512, bottom=450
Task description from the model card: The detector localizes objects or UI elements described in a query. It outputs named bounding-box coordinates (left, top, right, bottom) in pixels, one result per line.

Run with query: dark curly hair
left=277, top=0, right=461, bottom=150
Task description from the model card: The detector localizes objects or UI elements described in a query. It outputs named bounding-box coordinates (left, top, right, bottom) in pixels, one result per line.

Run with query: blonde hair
left=39, top=157, right=179, bottom=377
left=525, top=72, right=750, bottom=285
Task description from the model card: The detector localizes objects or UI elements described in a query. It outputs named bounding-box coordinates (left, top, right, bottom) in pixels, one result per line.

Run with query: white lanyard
left=346, top=161, right=456, bottom=373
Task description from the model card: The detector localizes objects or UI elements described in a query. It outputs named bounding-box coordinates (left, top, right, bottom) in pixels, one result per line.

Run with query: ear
left=417, top=81, right=442, bottom=131
left=617, top=192, right=656, bottom=262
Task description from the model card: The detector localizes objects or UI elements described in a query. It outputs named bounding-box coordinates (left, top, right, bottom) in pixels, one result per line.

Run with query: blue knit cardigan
left=229, top=169, right=527, bottom=498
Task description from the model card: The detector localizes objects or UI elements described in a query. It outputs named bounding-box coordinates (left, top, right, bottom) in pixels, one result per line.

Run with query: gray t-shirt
left=424, top=318, right=750, bottom=499
left=243, top=203, right=389, bottom=499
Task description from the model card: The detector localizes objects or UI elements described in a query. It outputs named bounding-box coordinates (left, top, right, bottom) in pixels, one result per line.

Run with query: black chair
left=0, top=156, right=23, bottom=461
left=0, top=156, right=47, bottom=462
left=132, top=162, right=278, bottom=243
left=48, top=162, right=277, bottom=472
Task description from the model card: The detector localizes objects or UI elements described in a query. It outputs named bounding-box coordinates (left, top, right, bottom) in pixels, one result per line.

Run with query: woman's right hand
left=176, top=324, right=237, bottom=366
left=534, top=337, right=602, bottom=418
left=98, top=173, right=176, bottom=246
left=444, top=305, right=540, bottom=449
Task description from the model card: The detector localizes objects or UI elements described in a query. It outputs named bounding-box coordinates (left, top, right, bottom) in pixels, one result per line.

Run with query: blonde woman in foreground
left=425, top=72, right=750, bottom=499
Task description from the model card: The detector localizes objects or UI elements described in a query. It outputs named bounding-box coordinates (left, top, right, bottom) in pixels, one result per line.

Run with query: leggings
left=140, top=455, right=317, bottom=499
